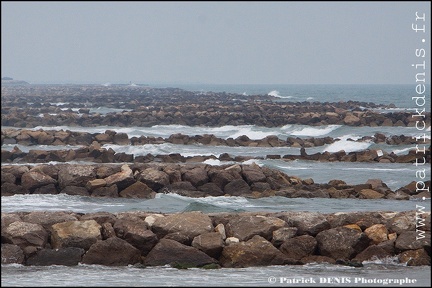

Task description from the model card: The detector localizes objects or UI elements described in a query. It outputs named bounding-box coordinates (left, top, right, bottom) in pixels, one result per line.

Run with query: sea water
left=1, top=84, right=431, bottom=287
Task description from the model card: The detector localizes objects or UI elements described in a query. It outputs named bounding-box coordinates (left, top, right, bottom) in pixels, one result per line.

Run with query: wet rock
left=119, top=181, right=156, bottom=199
left=316, top=226, right=370, bottom=260
left=144, top=238, right=217, bottom=267
left=352, top=245, right=393, bottom=262
left=58, top=165, right=95, bottom=190
left=300, top=255, right=336, bottom=265
left=137, top=168, right=170, bottom=191
left=21, top=171, right=56, bottom=192
left=271, top=227, right=298, bottom=247
left=113, top=219, right=158, bottom=255
left=395, top=231, right=431, bottom=251
left=398, top=248, right=431, bottom=266
left=279, top=235, right=317, bottom=260
left=279, top=212, right=330, bottom=236
left=82, top=237, right=141, bottom=266
left=26, top=247, right=85, bottom=266
left=1, top=244, right=25, bottom=264
left=223, top=179, right=250, bottom=196
left=220, top=235, right=295, bottom=268
left=191, top=232, right=224, bottom=259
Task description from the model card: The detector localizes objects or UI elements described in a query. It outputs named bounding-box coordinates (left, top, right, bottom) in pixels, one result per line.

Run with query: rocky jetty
left=1, top=210, right=430, bottom=267
left=2, top=85, right=430, bottom=128
left=3, top=128, right=429, bottom=148
left=1, top=163, right=429, bottom=200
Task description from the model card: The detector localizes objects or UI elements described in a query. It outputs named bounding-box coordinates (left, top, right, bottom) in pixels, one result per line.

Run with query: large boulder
left=223, top=179, right=251, bottom=196
left=279, top=212, right=330, bottom=236
left=398, top=249, right=431, bottom=266
left=316, top=226, right=370, bottom=260
left=279, top=235, right=317, bottom=260
left=50, top=220, right=102, bottom=250
left=82, top=237, right=141, bottom=266
left=21, top=211, right=79, bottom=230
left=26, top=247, right=85, bottom=266
left=271, top=227, right=298, bottom=247
left=103, top=164, right=135, bottom=191
left=137, top=168, right=170, bottom=191
left=21, top=171, right=56, bottom=192
left=191, top=232, right=224, bottom=259
left=220, top=235, right=294, bottom=268
left=151, top=212, right=213, bottom=243
left=58, top=165, right=96, bottom=190
left=364, top=224, right=389, bottom=244
left=119, top=181, right=156, bottom=199
left=1, top=244, right=25, bottom=264
left=352, top=245, right=393, bottom=263
left=144, top=238, right=217, bottom=267
left=395, top=231, right=431, bottom=251
left=3, top=221, right=49, bottom=249
left=113, top=219, right=158, bottom=255
left=241, top=164, right=266, bottom=185
left=182, top=167, right=209, bottom=187
left=225, top=215, right=286, bottom=241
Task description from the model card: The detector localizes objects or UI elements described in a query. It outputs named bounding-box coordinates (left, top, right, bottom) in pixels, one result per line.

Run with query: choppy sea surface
left=1, top=84, right=431, bottom=287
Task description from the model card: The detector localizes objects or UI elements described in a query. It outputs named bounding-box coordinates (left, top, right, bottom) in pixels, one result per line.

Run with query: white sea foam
left=392, top=147, right=413, bottom=155
left=267, top=90, right=293, bottom=98
left=323, top=136, right=372, bottom=153
left=290, top=125, right=341, bottom=137
left=228, top=127, right=275, bottom=140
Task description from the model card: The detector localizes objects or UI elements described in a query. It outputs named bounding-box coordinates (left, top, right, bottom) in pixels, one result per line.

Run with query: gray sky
left=1, top=1, right=430, bottom=84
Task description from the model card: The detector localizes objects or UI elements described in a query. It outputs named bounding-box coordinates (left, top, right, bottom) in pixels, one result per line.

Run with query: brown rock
left=191, top=232, right=224, bottom=259
left=399, top=248, right=431, bottom=266
left=82, top=237, right=141, bottom=266
left=300, top=255, right=336, bottom=265
left=21, top=171, right=56, bottom=192
left=271, top=227, right=298, bottom=247
left=151, top=212, right=213, bottom=242
left=113, top=219, right=158, bottom=255
left=144, top=238, right=217, bottom=267
left=220, top=235, right=294, bottom=268
left=224, top=179, right=251, bottom=196
left=279, top=235, right=317, bottom=260
left=119, top=181, right=156, bottom=199
left=316, top=226, right=370, bottom=260
left=279, top=212, right=330, bottom=236
left=395, top=231, right=431, bottom=251
left=182, top=167, right=209, bottom=187
left=364, top=224, right=388, bottom=244
left=225, top=215, right=286, bottom=241
left=50, top=220, right=102, bottom=250
left=3, top=221, right=49, bottom=250
left=359, top=189, right=385, bottom=199
left=21, top=211, right=79, bottom=230
left=353, top=245, right=393, bottom=262
left=26, top=247, right=85, bottom=266
left=1, top=244, right=25, bottom=264
left=137, top=168, right=170, bottom=191
left=91, top=185, right=119, bottom=197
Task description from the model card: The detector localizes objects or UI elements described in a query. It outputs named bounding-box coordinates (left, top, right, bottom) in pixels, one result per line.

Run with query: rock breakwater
left=1, top=163, right=428, bottom=200
left=1, top=210, right=430, bottom=267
